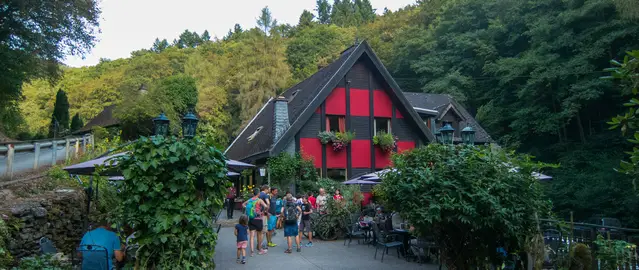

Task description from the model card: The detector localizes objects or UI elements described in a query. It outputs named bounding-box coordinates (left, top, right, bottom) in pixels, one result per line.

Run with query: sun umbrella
left=107, top=170, right=241, bottom=181
left=343, top=179, right=380, bottom=185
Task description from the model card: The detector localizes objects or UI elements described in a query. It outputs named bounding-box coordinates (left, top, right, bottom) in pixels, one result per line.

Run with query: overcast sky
left=63, top=0, right=417, bottom=67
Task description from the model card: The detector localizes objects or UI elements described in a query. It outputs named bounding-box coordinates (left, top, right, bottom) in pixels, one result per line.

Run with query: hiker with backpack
left=283, top=194, right=302, bottom=253
left=242, top=188, right=269, bottom=256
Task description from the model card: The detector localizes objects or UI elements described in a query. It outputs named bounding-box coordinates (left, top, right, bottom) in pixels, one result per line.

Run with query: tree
left=176, top=30, right=203, bottom=48
left=201, top=30, right=211, bottom=42
left=257, top=6, right=277, bottom=35
left=376, top=144, right=550, bottom=269
left=70, top=113, right=84, bottom=132
left=316, top=0, right=332, bottom=24
left=151, top=38, right=170, bottom=52
left=356, top=0, right=376, bottom=24
left=48, top=89, right=70, bottom=137
left=286, top=25, right=354, bottom=80
left=0, top=0, right=100, bottom=135
left=299, top=9, right=315, bottom=28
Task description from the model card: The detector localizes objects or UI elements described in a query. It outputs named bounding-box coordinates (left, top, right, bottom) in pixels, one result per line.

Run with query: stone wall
left=4, top=188, right=86, bottom=259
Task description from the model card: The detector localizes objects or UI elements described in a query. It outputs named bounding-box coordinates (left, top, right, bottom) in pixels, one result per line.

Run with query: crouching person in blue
left=78, top=220, right=125, bottom=270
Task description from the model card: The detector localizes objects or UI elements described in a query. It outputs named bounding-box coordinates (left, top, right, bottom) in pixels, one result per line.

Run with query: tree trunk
left=576, top=112, right=587, bottom=143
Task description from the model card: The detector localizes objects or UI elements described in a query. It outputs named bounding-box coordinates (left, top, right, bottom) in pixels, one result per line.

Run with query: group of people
left=233, top=186, right=341, bottom=264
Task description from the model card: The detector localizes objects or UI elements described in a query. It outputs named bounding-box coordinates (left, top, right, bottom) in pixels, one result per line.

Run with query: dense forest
left=2, top=0, right=639, bottom=225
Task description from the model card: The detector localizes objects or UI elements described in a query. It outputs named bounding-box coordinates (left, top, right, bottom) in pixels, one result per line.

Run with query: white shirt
left=316, top=194, right=328, bottom=211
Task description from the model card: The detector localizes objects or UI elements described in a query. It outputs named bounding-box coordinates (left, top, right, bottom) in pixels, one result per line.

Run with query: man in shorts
left=283, top=194, right=302, bottom=253
left=242, top=188, right=268, bottom=256
left=299, top=195, right=314, bottom=247
left=258, top=185, right=270, bottom=249
left=266, top=187, right=281, bottom=247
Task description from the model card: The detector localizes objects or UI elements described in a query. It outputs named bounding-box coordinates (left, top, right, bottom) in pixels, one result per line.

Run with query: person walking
left=299, top=195, right=314, bottom=247
left=226, top=185, right=236, bottom=219
left=266, top=187, right=281, bottom=247
left=242, top=188, right=268, bottom=256
left=258, top=185, right=270, bottom=250
left=235, top=215, right=249, bottom=264
left=283, top=194, right=302, bottom=253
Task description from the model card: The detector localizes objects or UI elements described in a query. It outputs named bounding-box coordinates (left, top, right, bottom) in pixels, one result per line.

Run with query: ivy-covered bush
left=110, top=136, right=228, bottom=269
left=0, top=219, right=12, bottom=269
left=376, top=144, right=550, bottom=269
left=373, top=131, right=397, bottom=152
left=267, top=152, right=318, bottom=189
left=316, top=131, right=355, bottom=151
left=594, top=235, right=636, bottom=270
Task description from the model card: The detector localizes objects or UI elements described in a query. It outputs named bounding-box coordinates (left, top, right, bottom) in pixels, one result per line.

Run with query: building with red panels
left=225, top=41, right=490, bottom=184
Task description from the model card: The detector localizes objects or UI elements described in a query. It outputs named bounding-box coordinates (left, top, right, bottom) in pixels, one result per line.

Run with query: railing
left=0, top=135, right=94, bottom=179
left=540, top=218, right=639, bottom=269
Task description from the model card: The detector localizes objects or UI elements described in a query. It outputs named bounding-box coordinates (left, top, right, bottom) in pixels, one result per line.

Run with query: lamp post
left=181, top=110, right=199, bottom=139
left=461, top=125, right=476, bottom=145
left=439, top=123, right=455, bottom=144
left=434, top=130, right=442, bottom=143
left=153, top=113, right=170, bottom=136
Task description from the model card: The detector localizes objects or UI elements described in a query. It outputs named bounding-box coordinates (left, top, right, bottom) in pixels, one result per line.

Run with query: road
left=0, top=145, right=70, bottom=176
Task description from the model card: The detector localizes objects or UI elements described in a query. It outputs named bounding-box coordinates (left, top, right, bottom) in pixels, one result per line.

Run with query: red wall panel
left=373, top=90, right=393, bottom=118
left=325, top=87, right=346, bottom=115
left=350, top=88, right=370, bottom=117
left=326, top=145, right=347, bottom=168
left=350, top=140, right=372, bottom=168
left=374, top=147, right=391, bottom=168
left=300, top=138, right=322, bottom=168
left=315, top=107, right=321, bottom=114
left=395, top=109, right=404, bottom=119
left=397, top=141, right=416, bottom=153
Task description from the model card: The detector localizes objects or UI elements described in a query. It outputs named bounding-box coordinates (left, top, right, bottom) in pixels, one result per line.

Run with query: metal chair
left=344, top=218, right=367, bottom=246
left=39, top=237, right=57, bottom=255
left=75, top=244, right=109, bottom=270
left=371, top=221, right=404, bottom=262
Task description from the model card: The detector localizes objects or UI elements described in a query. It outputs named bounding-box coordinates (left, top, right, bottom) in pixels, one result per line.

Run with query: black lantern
left=153, top=113, right=170, bottom=136
left=181, top=110, right=199, bottom=139
left=434, top=130, right=442, bottom=143
left=461, top=125, right=476, bottom=145
left=439, top=123, right=455, bottom=144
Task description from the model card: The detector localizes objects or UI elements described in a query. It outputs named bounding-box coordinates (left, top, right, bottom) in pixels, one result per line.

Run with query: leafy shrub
left=0, top=219, right=13, bottom=269
left=267, top=152, right=318, bottom=190
left=109, top=136, right=228, bottom=269
left=594, top=234, right=636, bottom=270
left=312, top=184, right=361, bottom=240
left=373, top=131, right=396, bottom=152
left=317, top=131, right=335, bottom=144
left=376, top=144, right=550, bottom=269
left=316, top=131, right=354, bottom=151
left=569, top=243, right=592, bottom=270
left=13, top=254, right=71, bottom=270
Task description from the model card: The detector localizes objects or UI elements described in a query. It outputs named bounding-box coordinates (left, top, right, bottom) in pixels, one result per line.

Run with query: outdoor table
left=391, top=229, right=411, bottom=258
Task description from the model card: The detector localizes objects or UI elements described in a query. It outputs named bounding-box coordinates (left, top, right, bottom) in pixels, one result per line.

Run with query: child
left=283, top=194, right=302, bottom=253
left=235, top=215, right=249, bottom=264
left=299, top=195, right=314, bottom=247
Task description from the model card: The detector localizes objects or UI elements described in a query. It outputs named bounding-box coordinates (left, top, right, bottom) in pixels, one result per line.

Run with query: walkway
left=214, top=210, right=441, bottom=270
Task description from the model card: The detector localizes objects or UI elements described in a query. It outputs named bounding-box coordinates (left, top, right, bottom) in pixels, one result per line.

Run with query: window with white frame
left=374, top=118, right=391, bottom=135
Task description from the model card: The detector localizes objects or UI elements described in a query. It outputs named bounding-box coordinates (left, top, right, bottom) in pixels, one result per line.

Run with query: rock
left=0, top=189, right=15, bottom=201
left=32, top=207, right=47, bottom=218
left=11, top=202, right=40, bottom=217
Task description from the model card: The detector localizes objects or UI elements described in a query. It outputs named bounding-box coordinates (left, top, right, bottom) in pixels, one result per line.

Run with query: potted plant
left=317, top=131, right=355, bottom=152
left=373, top=131, right=397, bottom=152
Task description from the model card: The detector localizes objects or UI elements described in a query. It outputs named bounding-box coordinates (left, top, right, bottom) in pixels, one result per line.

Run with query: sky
left=63, top=0, right=417, bottom=67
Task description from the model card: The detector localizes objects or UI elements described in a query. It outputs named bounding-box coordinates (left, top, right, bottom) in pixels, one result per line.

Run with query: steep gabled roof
left=74, top=105, right=120, bottom=134
left=225, top=41, right=435, bottom=161
left=403, top=92, right=493, bottom=143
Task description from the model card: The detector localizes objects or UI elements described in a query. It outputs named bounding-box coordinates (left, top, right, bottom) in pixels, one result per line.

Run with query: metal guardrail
left=0, top=135, right=94, bottom=179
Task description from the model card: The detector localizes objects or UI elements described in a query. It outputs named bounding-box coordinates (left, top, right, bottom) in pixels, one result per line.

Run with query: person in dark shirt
left=226, top=186, right=236, bottom=219
left=298, top=195, right=314, bottom=247
left=235, top=215, right=249, bottom=264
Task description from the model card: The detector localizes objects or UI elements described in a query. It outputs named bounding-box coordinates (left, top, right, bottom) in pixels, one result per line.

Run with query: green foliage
left=569, top=243, right=592, bottom=270
left=298, top=10, right=316, bottom=28
left=316, top=131, right=354, bottom=151
left=330, top=0, right=375, bottom=27
left=70, top=113, right=83, bottom=132
left=12, top=255, right=71, bottom=270
left=593, top=235, right=637, bottom=270
left=372, top=131, right=396, bottom=152
left=317, top=131, right=335, bottom=144
left=110, top=136, right=228, bottom=269
left=257, top=6, right=277, bottom=34
left=312, top=184, right=361, bottom=240
left=267, top=152, right=318, bottom=189
left=315, top=0, right=332, bottom=24
left=0, top=219, right=13, bottom=269
left=376, top=144, right=551, bottom=269
left=0, top=0, right=100, bottom=131
left=607, top=51, right=639, bottom=189
left=48, top=89, right=70, bottom=138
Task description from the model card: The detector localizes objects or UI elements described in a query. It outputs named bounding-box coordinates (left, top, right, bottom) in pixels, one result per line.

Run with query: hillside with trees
left=3, top=0, right=639, bottom=225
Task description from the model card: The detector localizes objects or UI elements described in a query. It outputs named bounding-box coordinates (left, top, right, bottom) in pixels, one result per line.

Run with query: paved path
left=214, top=209, right=441, bottom=270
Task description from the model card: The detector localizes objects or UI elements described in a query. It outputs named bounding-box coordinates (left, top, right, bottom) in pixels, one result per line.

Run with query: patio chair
left=39, top=237, right=57, bottom=255
left=344, top=219, right=367, bottom=246
left=410, top=236, right=440, bottom=266
left=75, top=244, right=109, bottom=270
left=371, top=221, right=404, bottom=262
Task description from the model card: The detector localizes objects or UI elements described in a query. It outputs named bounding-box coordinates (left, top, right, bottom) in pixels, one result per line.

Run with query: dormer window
left=289, top=89, right=301, bottom=102
left=247, top=126, right=263, bottom=142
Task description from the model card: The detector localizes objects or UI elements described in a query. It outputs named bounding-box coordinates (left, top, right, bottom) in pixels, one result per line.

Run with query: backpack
left=245, top=198, right=262, bottom=219
left=284, top=203, right=298, bottom=225
left=275, top=198, right=283, bottom=214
